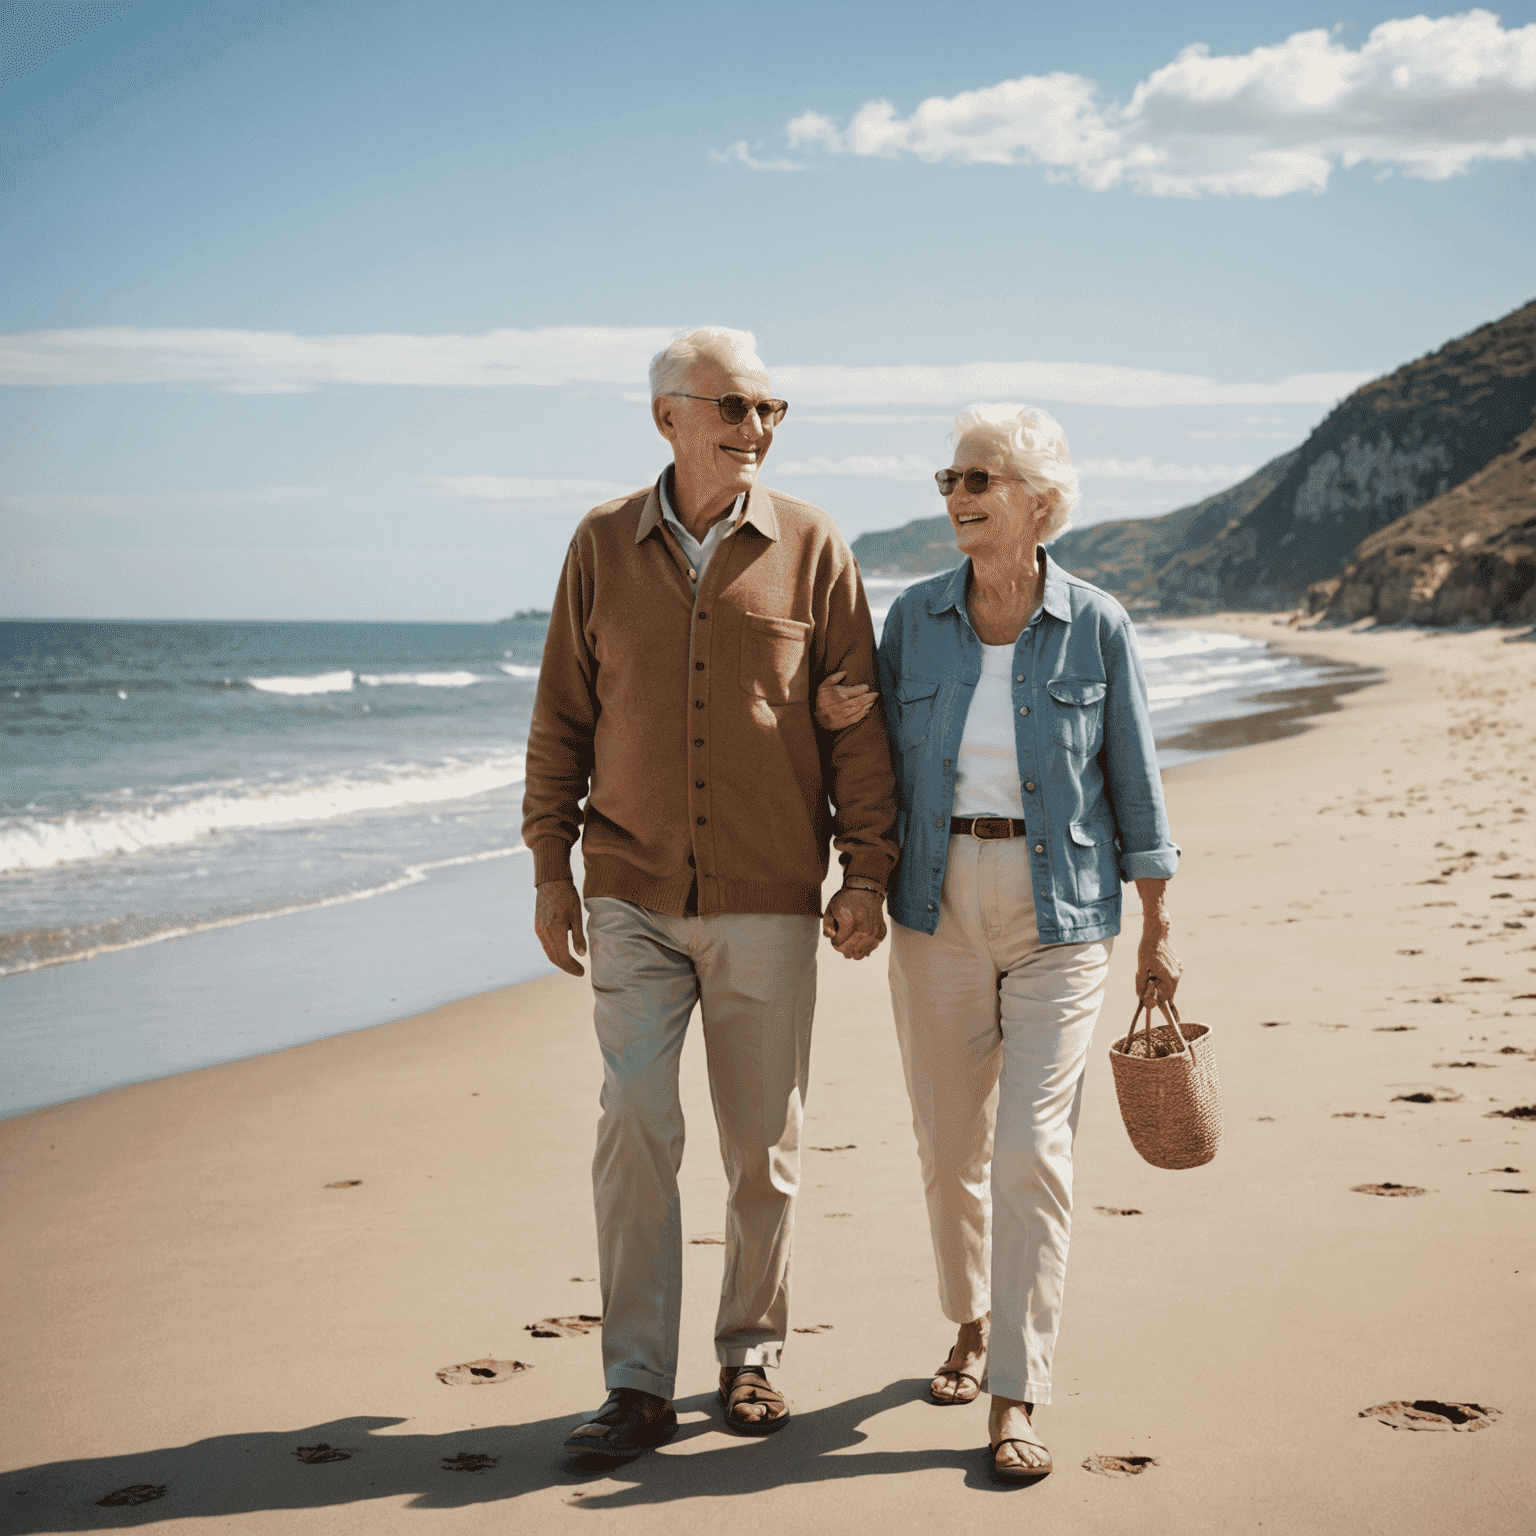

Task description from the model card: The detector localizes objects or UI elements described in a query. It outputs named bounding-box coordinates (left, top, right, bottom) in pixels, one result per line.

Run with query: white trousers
left=585, top=897, right=820, bottom=1401
left=888, top=836, right=1113, bottom=1405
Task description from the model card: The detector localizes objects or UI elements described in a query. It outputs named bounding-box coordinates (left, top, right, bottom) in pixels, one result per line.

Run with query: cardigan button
left=1034, top=843, right=1044, bottom=854
left=695, top=700, right=705, bottom=709
left=1025, top=781, right=1035, bottom=792
left=1019, top=705, right=1029, bottom=716
left=694, top=661, right=705, bottom=671
left=694, top=738, right=704, bottom=747
left=697, top=817, right=707, bottom=826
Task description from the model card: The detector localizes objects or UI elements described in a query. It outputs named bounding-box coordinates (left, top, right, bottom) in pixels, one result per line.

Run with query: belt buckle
left=972, top=817, right=1010, bottom=841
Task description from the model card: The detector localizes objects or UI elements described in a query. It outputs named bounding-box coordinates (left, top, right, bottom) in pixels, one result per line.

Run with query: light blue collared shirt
left=877, top=552, right=1180, bottom=945
left=658, top=470, right=745, bottom=585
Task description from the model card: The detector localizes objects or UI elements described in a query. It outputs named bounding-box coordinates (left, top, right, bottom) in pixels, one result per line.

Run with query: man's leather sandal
left=719, top=1365, right=790, bottom=1435
left=563, top=1387, right=678, bottom=1463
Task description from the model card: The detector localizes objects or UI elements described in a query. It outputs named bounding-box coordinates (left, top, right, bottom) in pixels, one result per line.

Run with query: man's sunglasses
left=665, top=392, right=789, bottom=427
left=935, top=468, right=1027, bottom=497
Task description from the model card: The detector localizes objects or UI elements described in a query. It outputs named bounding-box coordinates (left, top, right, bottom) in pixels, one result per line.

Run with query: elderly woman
left=818, top=404, right=1181, bottom=1483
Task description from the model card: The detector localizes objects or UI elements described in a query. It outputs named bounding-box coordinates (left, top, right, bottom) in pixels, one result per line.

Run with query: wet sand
left=1, top=616, right=1533, bottom=1534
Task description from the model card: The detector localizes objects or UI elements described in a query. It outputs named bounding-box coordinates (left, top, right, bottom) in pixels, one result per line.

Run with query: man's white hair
left=649, top=326, right=767, bottom=400
left=951, top=403, right=1080, bottom=543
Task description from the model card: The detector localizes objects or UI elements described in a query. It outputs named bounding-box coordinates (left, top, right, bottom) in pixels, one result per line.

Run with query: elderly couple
left=522, top=327, right=1181, bottom=1483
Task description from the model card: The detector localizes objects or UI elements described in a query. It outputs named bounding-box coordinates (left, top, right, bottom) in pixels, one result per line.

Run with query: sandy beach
left=2, top=617, right=1533, bottom=1535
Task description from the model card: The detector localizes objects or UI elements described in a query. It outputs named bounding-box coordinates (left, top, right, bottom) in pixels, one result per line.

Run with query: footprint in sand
left=1333, top=1112, right=1387, bottom=1119
left=1493, top=1186, right=1530, bottom=1193
left=1374, top=1025, right=1417, bottom=1032
left=441, top=1453, right=499, bottom=1472
left=1485, top=1105, right=1536, bottom=1119
left=436, top=1359, right=532, bottom=1385
left=1393, top=1090, right=1462, bottom=1104
left=825, top=1212, right=852, bottom=1218
left=525, top=1316, right=601, bottom=1338
left=793, top=1323, right=834, bottom=1334
left=293, top=1444, right=353, bottom=1463
left=1258, top=1021, right=1289, bottom=1028
left=1360, top=1401, right=1500, bottom=1432
left=1351, top=1183, right=1429, bottom=1197
left=324, top=1180, right=362, bottom=1188
left=810, top=1144, right=857, bottom=1151
left=96, top=1485, right=167, bottom=1506
left=1082, top=1454, right=1158, bottom=1476
left=1094, top=1206, right=1142, bottom=1216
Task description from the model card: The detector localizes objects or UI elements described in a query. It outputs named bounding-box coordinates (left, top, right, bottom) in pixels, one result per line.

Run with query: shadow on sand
left=0, top=1378, right=1035, bottom=1528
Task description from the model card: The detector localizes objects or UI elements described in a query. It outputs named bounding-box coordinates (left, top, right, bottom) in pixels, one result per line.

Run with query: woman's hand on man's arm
left=1134, top=876, right=1181, bottom=1001
left=814, top=671, right=879, bottom=732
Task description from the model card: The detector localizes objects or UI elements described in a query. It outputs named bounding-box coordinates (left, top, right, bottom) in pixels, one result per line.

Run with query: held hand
left=822, top=887, right=886, bottom=961
left=813, top=671, right=879, bottom=733
left=1136, top=925, right=1182, bottom=1004
left=534, top=878, right=587, bottom=977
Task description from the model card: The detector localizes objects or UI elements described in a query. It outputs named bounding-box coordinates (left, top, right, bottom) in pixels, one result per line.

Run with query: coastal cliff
left=1305, top=417, right=1536, bottom=625
left=1153, top=299, right=1535, bottom=613
left=850, top=301, right=1536, bottom=624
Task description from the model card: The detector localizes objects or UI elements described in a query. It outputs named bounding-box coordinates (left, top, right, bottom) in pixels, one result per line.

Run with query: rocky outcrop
left=1306, top=419, right=1536, bottom=626
left=1154, top=300, right=1536, bottom=611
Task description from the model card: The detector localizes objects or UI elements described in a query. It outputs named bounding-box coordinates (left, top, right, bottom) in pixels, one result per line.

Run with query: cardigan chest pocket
left=893, top=679, right=941, bottom=750
left=1047, top=677, right=1107, bottom=756
left=739, top=612, right=812, bottom=704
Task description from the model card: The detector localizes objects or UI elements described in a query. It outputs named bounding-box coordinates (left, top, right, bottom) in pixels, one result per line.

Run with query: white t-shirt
left=953, top=641, right=1027, bottom=819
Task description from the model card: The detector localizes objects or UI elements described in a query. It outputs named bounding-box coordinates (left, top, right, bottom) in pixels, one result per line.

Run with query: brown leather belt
left=950, top=816, right=1027, bottom=839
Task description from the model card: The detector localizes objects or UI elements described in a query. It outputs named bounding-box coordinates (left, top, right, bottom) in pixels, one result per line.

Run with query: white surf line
left=0, top=845, right=531, bottom=979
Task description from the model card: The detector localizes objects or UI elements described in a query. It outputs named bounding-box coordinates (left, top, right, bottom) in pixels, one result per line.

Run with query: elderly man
left=523, top=326, right=897, bottom=1462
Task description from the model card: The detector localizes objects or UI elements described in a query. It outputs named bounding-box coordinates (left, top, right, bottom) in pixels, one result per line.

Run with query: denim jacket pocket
left=893, top=679, right=941, bottom=750
left=739, top=612, right=812, bottom=703
left=1069, top=819, right=1117, bottom=847
left=1046, top=677, right=1107, bottom=756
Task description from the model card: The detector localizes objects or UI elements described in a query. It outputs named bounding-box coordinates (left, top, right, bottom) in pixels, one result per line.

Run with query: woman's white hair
left=649, top=327, right=767, bottom=400
left=951, top=402, right=1080, bottom=543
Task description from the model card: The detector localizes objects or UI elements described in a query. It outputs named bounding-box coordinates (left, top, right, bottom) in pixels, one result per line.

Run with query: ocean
left=1, top=597, right=1323, bottom=1118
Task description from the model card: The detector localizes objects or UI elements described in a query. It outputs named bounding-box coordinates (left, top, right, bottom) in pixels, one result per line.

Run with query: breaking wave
left=0, top=754, right=527, bottom=873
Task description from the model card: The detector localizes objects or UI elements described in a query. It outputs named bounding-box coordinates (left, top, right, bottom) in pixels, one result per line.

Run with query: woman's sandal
left=990, top=1436, right=1053, bottom=1484
left=929, top=1363, right=982, bottom=1405
left=719, top=1365, right=791, bottom=1436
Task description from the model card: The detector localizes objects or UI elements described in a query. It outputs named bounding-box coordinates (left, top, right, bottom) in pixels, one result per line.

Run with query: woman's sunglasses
left=665, top=392, right=789, bottom=427
left=936, top=468, right=1027, bottom=497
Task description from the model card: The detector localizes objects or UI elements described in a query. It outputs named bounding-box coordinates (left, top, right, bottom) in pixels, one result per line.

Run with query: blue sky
left=3, top=0, right=1533, bottom=620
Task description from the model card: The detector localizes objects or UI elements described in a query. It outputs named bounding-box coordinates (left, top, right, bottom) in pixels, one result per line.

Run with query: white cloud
left=1077, top=457, right=1256, bottom=483
left=0, top=325, right=677, bottom=390
left=1185, top=428, right=1300, bottom=439
left=783, top=10, right=1536, bottom=195
left=423, top=475, right=637, bottom=503
left=774, top=454, right=935, bottom=481
left=771, top=454, right=1254, bottom=485
left=1, top=328, right=1371, bottom=408
left=2, top=488, right=317, bottom=515
left=708, top=140, right=805, bottom=172
left=773, top=360, right=1368, bottom=407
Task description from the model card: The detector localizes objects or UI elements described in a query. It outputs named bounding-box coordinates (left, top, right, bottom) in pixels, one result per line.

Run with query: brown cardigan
left=521, top=476, right=898, bottom=916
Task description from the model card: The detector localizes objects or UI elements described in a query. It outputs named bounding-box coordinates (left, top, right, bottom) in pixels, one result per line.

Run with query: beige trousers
left=585, top=897, right=820, bottom=1400
left=888, top=835, right=1113, bottom=1405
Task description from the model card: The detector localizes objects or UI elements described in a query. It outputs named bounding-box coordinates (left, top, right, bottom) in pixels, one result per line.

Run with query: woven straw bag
left=1108, top=996, right=1222, bottom=1170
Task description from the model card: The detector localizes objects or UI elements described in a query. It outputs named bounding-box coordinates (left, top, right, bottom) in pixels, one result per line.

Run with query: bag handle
left=1115, top=992, right=1190, bottom=1058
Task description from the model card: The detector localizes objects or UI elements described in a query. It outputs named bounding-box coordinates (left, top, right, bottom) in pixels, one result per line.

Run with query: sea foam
left=358, top=670, right=481, bottom=687
left=0, top=754, right=527, bottom=873
left=246, top=669, right=356, bottom=694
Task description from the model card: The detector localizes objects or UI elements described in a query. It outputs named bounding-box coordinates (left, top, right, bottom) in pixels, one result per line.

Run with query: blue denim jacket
left=877, top=553, right=1179, bottom=944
